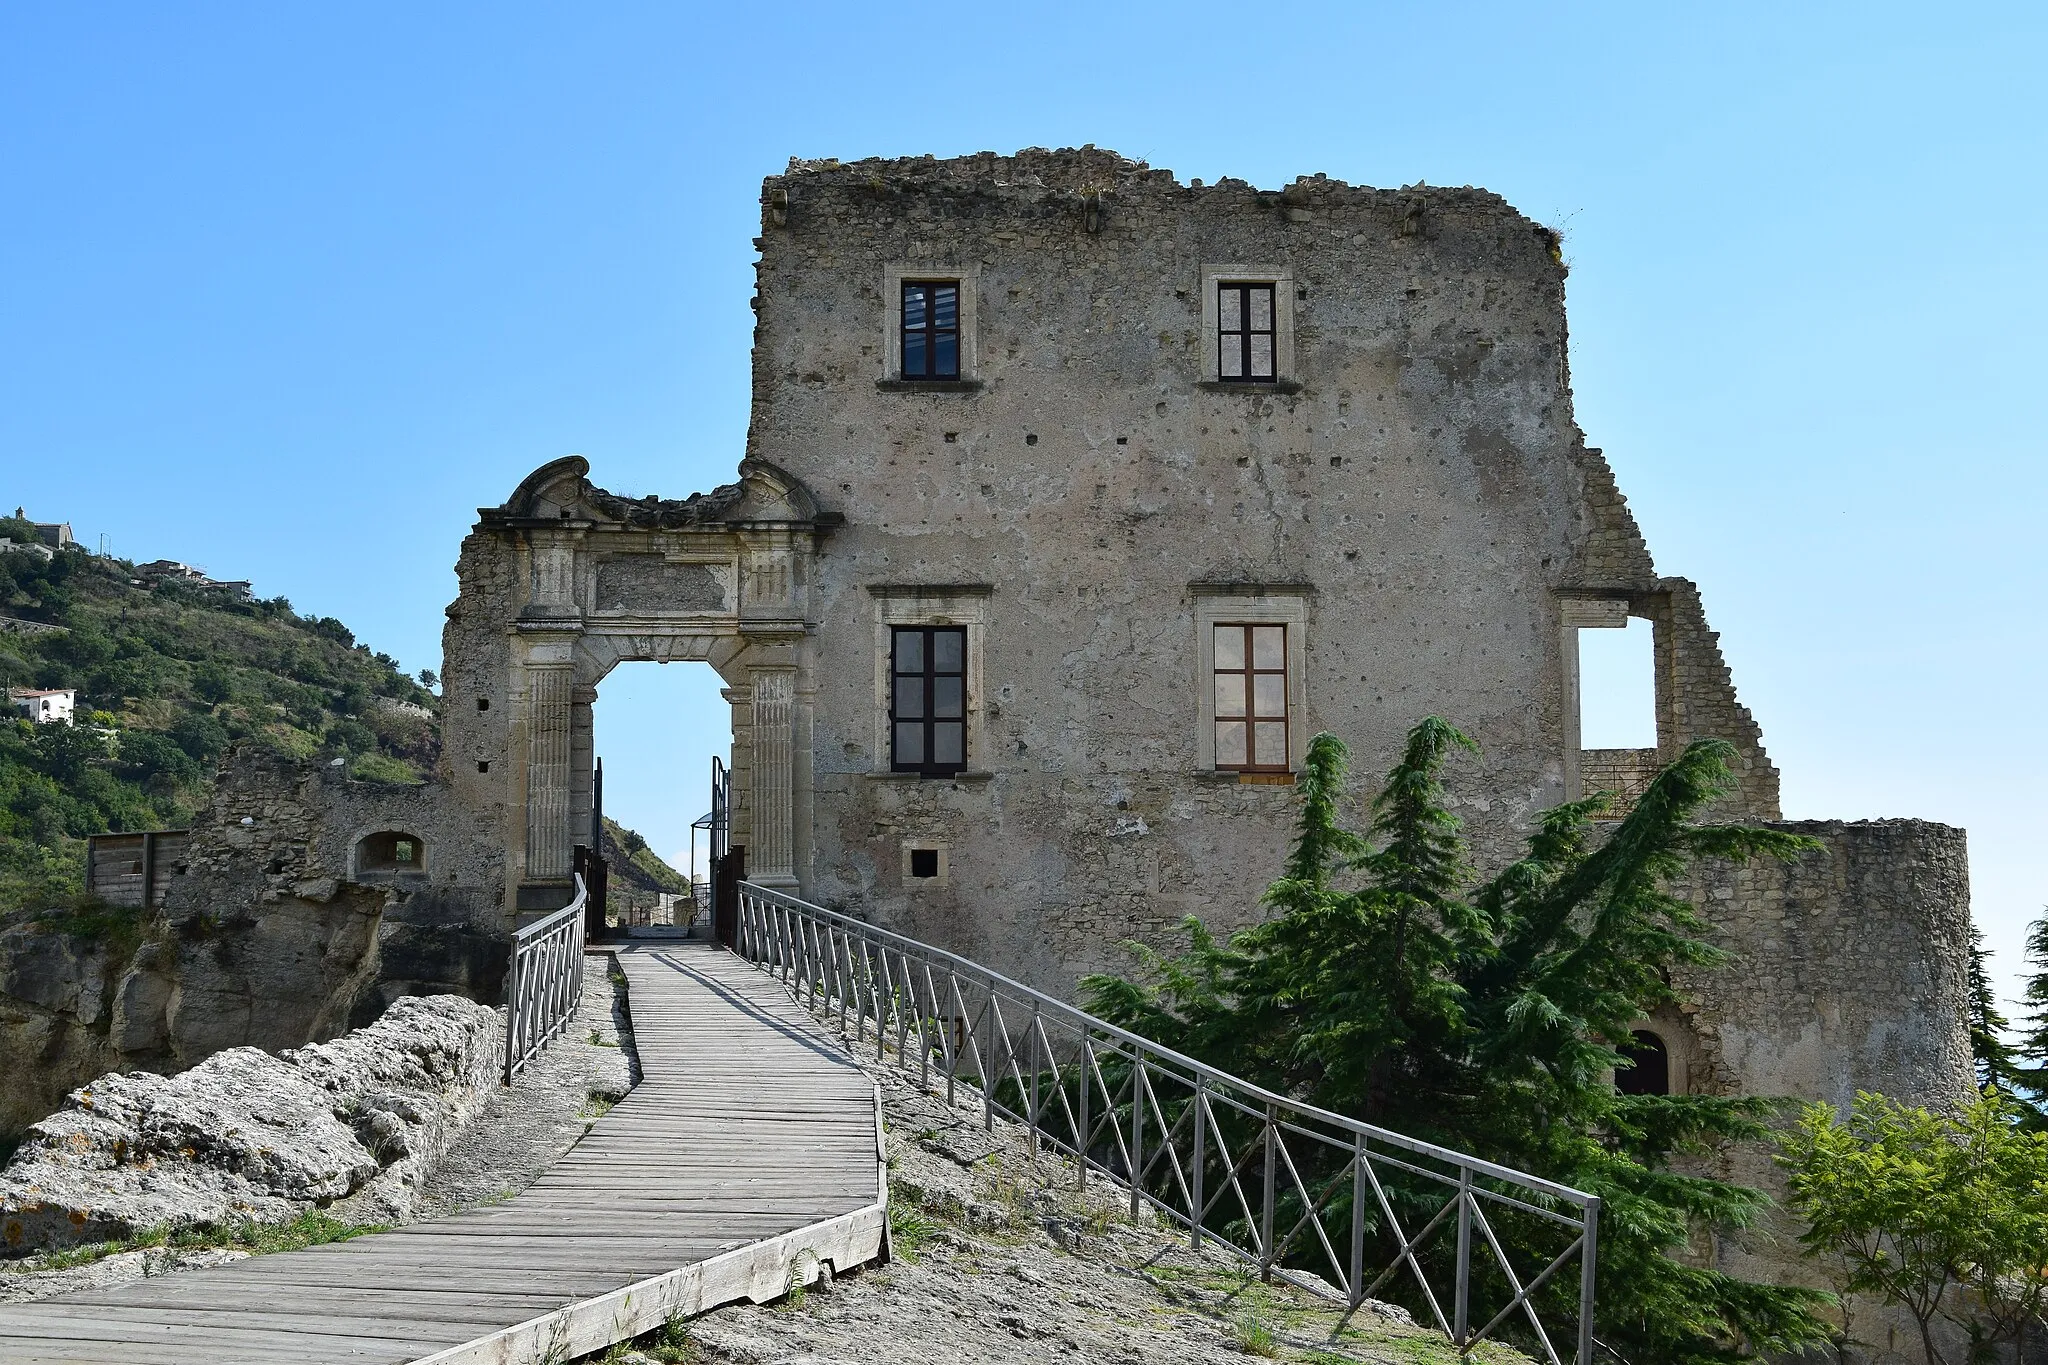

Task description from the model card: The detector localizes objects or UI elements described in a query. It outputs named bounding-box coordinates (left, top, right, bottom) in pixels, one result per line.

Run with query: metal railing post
left=945, top=970, right=963, bottom=1109
left=1260, top=1102, right=1278, bottom=1280
left=1191, top=1078, right=1208, bottom=1249
left=1129, top=1054, right=1146, bottom=1221
left=1076, top=1035, right=1092, bottom=1191
left=1027, top=1001, right=1042, bottom=1158
left=1455, top=1167, right=1473, bottom=1347
left=1350, top=1136, right=1367, bottom=1308
left=1578, top=1198, right=1601, bottom=1365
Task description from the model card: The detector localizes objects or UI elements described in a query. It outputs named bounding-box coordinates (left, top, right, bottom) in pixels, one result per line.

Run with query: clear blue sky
left=5, top=4, right=2042, bottom=1008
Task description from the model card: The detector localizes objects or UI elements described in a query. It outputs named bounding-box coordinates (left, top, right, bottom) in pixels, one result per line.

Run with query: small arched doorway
left=1615, top=1029, right=1671, bottom=1096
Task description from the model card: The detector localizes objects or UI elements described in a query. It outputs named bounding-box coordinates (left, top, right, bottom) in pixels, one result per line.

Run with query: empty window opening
left=1615, top=1030, right=1670, bottom=1096
left=476, top=697, right=490, bottom=711
left=909, top=848, right=940, bottom=879
left=1214, top=623, right=1289, bottom=771
left=1218, top=282, right=1277, bottom=381
left=900, top=281, right=960, bottom=379
left=356, top=831, right=428, bottom=878
left=1579, top=617, right=1656, bottom=749
left=891, top=626, right=967, bottom=776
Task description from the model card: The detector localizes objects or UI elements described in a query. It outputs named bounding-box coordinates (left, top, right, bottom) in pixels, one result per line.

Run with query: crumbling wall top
left=769, top=145, right=1554, bottom=242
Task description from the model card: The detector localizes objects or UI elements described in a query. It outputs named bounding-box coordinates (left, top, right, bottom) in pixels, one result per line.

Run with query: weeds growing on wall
left=1084, top=719, right=1834, bottom=1365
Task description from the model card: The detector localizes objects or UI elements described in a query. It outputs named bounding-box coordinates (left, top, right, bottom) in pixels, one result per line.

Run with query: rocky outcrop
left=0, top=746, right=512, bottom=1143
left=0, top=993, right=498, bottom=1253
left=0, top=918, right=130, bottom=1139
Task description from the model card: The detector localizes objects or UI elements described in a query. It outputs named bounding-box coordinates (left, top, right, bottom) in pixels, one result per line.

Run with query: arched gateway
left=441, top=455, right=831, bottom=915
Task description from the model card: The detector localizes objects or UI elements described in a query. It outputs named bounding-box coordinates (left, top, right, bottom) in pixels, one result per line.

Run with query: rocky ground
left=413, top=954, right=634, bottom=1219
left=578, top=1058, right=1526, bottom=1365
left=0, top=955, right=629, bottom=1304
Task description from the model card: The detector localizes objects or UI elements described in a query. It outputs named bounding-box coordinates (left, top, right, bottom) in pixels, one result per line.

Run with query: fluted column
left=749, top=666, right=796, bottom=885
left=525, top=662, right=575, bottom=881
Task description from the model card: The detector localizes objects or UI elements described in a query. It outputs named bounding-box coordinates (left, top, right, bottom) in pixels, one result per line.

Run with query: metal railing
left=505, top=874, right=588, bottom=1083
left=736, top=881, right=1601, bottom=1365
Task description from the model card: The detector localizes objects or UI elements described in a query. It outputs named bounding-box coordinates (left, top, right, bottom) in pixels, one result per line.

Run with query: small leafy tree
left=1780, top=1091, right=2048, bottom=1365
left=1085, top=720, right=1833, bottom=1365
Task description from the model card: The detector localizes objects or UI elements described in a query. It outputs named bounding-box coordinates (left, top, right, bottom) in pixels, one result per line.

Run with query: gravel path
left=412, top=953, right=635, bottom=1219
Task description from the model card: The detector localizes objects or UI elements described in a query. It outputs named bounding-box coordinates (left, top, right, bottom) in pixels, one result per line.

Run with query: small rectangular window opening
left=891, top=625, right=968, bottom=775
left=901, top=281, right=961, bottom=380
left=1579, top=618, right=1656, bottom=749
left=1217, top=282, right=1276, bottom=382
left=909, top=848, right=940, bottom=879
left=1214, top=622, right=1288, bottom=771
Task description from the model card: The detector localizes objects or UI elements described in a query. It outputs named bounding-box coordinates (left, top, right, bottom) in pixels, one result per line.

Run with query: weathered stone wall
left=1665, top=818, right=1974, bottom=1361
left=748, top=149, right=1657, bottom=988
left=438, top=527, right=520, bottom=907
left=1639, top=577, right=1781, bottom=820
left=1672, top=819, right=1973, bottom=1111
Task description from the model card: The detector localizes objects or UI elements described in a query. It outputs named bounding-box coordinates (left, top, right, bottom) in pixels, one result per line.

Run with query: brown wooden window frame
left=1213, top=622, right=1289, bottom=771
left=1217, top=282, right=1277, bottom=382
left=890, top=625, right=968, bottom=776
left=900, top=280, right=961, bottom=380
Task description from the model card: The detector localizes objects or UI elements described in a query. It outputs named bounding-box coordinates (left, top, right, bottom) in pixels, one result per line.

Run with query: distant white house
left=0, top=538, right=55, bottom=564
left=9, top=688, right=76, bottom=725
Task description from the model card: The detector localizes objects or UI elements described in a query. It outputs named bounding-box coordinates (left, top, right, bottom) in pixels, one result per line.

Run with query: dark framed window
left=1214, top=623, right=1288, bottom=770
left=900, top=281, right=961, bottom=380
left=1615, top=1030, right=1671, bottom=1096
left=1217, top=282, right=1276, bottom=382
left=891, top=626, right=967, bottom=775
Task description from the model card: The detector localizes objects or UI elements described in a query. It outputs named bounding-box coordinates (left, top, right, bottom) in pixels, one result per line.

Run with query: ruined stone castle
left=84, top=148, right=1971, bottom=1138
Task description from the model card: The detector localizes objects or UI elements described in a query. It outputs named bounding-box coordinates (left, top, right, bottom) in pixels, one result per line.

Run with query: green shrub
left=1086, top=722, right=1832, bottom=1365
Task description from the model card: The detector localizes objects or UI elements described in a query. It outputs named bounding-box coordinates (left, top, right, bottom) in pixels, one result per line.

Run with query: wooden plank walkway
left=0, top=943, right=887, bottom=1364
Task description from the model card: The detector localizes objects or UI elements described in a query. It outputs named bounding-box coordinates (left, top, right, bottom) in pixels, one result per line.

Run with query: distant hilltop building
left=9, top=508, right=73, bottom=550
left=9, top=688, right=75, bottom=725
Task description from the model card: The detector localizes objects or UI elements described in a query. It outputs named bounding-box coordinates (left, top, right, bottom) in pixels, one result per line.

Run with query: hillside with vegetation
left=0, top=515, right=439, bottom=911
left=600, top=816, right=690, bottom=895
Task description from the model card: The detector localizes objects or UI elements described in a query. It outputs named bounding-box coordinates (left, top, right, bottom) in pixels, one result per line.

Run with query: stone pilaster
left=749, top=667, right=796, bottom=885
left=524, top=662, right=574, bottom=881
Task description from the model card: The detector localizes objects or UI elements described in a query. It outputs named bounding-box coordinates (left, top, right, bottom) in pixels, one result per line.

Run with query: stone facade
left=408, top=150, right=1973, bottom=1156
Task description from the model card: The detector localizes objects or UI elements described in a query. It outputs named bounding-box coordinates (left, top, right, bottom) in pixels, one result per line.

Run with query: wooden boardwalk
left=0, top=943, right=887, bottom=1364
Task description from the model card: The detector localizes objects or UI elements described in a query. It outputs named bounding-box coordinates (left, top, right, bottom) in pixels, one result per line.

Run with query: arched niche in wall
left=353, top=830, right=429, bottom=884
left=1615, top=1029, right=1672, bottom=1096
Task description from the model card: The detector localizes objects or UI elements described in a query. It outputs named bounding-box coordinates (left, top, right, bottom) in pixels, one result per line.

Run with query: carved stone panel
left=594, top=557, right=726, bottom=615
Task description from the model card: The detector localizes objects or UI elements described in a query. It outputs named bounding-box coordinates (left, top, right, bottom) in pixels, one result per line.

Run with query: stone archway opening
left=588, top=659, right=730, bottom=930
left=442, top=456, right=825, bottom=921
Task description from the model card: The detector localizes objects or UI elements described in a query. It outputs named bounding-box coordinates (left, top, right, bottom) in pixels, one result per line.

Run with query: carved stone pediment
left=485, top=457, right=820, bottom=531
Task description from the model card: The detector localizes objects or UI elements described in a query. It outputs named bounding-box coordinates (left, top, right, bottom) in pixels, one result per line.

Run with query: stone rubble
left=0, top=992, right=499, bottom=1254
